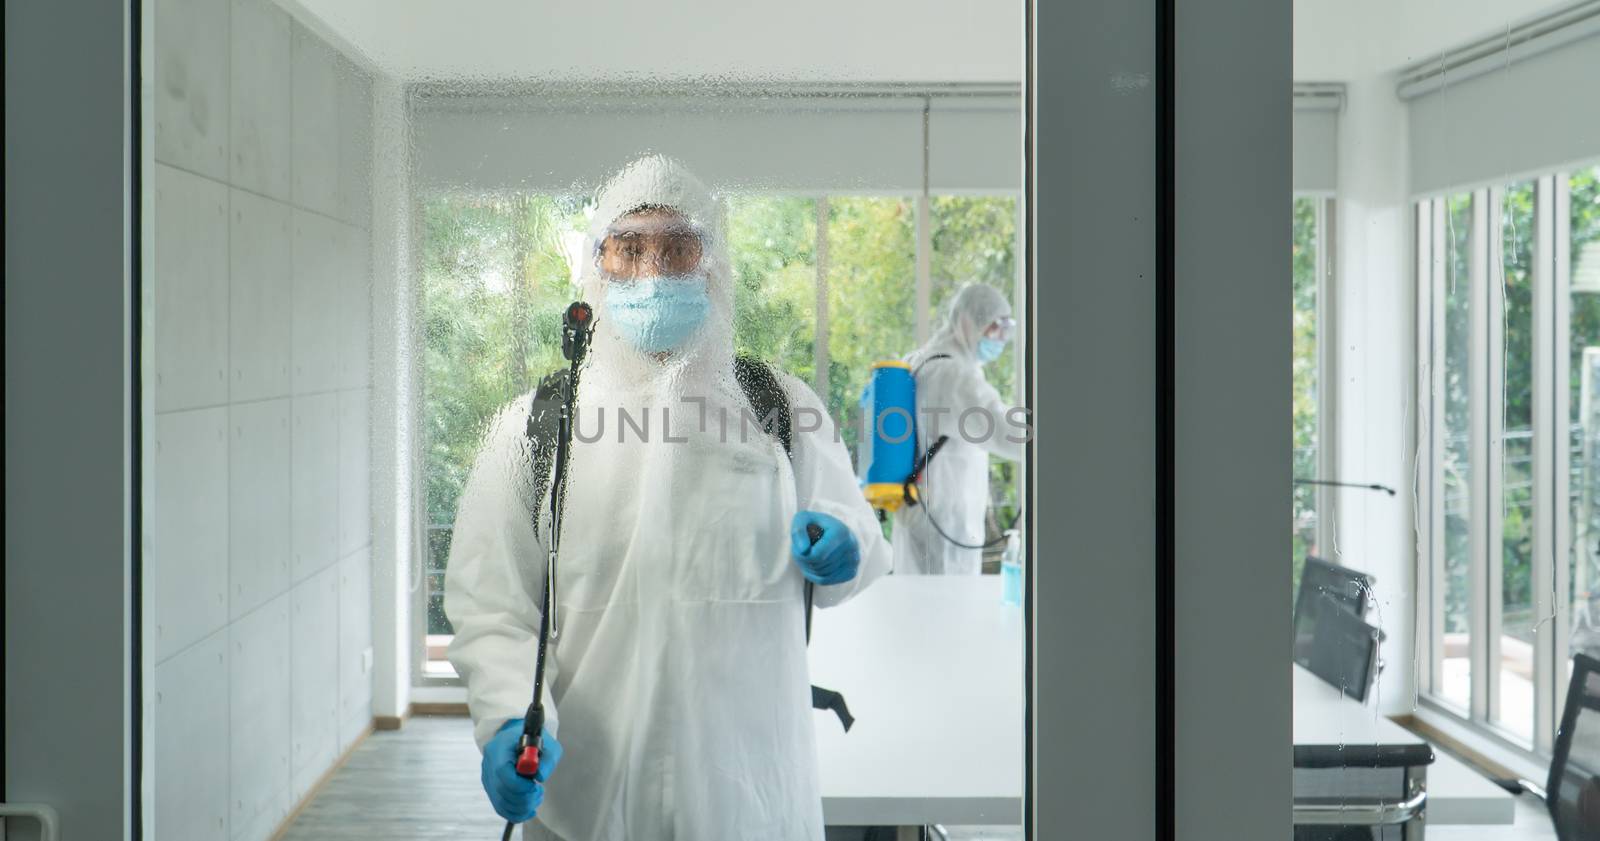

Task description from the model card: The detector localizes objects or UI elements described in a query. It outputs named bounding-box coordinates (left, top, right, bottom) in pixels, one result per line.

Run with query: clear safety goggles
left=985, top=316, right=1017, bottom=342
left=596, top=212, right=706, bottom=281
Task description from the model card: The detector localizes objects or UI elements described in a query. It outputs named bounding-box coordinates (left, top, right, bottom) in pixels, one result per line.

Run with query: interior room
left=139, top=1, right=1027, bottom=839
left=1290, top=1, right=1600, bottom=838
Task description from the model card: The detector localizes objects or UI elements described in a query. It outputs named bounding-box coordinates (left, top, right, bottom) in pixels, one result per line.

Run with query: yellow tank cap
left=870, top=360, right=912, bottom=370
left=864, top=482, right=916, bottom=512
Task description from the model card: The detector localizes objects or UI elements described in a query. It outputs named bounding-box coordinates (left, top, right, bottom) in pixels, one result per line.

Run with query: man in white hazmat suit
left=891, top=283, right=1024, bottom=576
left=445, top=154, right=892, bottom=840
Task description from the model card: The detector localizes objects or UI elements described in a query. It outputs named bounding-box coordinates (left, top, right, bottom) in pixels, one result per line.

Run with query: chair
left=1548, top=652, right=1600, bottom=840
left=1294, top=558, right=1383, bottom=702
left=1298, top=556, right=1374, bottom=618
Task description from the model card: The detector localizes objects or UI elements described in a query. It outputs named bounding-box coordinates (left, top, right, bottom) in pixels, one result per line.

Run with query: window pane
left=824, top=196, right=917, bottom=452
left=1442, top=192, right=1475, bottom=710
left=1292, top=197, right=1320, bottom=593
left=727, top=195, right=819, bottom=381
left=1497, top=181, right=1536, bottom=741
left=1570, top=168, right=1600, bottom=672
left=419, top=194, right=589, bottom=676
left=931, top=196, right=1022, bottom=544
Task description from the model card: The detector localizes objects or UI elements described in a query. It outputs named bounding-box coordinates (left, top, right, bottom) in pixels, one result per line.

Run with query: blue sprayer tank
left=858, top=360, right=919, bottom=512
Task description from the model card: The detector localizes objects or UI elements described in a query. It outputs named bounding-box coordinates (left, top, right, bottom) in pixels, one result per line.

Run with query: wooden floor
left=278, top=714, right=1551, bottom=840
left=278, top=714, right=1020, bottom=840
left=279, top=715, right=503, bottom=840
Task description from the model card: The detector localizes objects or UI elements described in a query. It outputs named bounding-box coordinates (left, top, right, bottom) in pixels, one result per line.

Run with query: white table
left=809, top=575, right=1024, bottom=829
left=1294, top=665, right=1514, bottom=826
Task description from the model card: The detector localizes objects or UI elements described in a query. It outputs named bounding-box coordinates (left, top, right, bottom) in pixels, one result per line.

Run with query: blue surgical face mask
left=977, top=337, right=1006, bottom=363
left=605, top=275, right=712, bottom=354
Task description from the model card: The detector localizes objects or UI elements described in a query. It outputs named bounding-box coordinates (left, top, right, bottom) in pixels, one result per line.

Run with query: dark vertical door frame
left=1156, top=0, right=1177, bottom=833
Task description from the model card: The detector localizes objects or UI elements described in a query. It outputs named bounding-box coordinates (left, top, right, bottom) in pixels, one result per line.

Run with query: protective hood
left=923, top=283, right=1012, bottom=362
left=578, top=154, right=734, bottom=392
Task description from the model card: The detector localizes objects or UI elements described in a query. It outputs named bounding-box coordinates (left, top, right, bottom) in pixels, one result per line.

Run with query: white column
left=1532, top=175, right=1558, bottom=750
left=1332, top=75, right=1418, bottom=714
left=915, top=98, right=932, bottom=344
left=369, top=76, right=416, bottom=722
left=814, top=196, right=830, bottom=399
left=1553, top=174, right=1575, bottom=738
left=915, top=195, right=932, bottom=344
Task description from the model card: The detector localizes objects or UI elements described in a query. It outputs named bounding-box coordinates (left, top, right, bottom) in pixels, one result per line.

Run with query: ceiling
left=282, top=0, right=1582, bottom=85
left=1293, top=0, right=1581, bottom=80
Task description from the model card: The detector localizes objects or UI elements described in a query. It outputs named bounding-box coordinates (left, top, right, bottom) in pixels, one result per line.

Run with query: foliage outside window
left=1291, top=197, right=1320, bottom=597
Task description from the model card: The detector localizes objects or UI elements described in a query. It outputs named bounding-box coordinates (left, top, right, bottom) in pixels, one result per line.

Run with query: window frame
left=1417, top=171, right=1583, bottom=758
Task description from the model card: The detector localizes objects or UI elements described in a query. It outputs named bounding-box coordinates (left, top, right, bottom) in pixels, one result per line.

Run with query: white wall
left=368, top=76, right=417, bottom=722
left=150, top=0, right=375, bottom=838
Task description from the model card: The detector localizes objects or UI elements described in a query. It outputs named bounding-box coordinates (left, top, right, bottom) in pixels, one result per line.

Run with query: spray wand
left=502, top=301, right=593, bottom=841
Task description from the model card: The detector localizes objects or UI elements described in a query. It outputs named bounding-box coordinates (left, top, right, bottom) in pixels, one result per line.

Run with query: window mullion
left=814, top=196, right=831, bottom=400
left=1555, top=173, right=1576, bottom=730
left=1533, top=175, right=1559, bottom=751
left=1472, top=187, right=1494, bottom=723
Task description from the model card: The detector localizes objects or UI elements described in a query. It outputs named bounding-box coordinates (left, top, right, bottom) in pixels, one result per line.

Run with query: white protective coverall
left=445, top=155, right=892, bottom=841
left=891, top=284, right=1024, bottom=576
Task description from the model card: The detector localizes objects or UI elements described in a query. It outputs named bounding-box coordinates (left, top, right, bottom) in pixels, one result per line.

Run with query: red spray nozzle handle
left=515, top=743, right=541, bottom=779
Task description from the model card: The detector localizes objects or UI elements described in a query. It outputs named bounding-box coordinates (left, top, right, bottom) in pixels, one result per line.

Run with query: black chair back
left=1550, top=653, right=1600, bottom=840
left=1298, top=556, right=1373, bottom=618
left=1294, top=558, right=1381, bottom=701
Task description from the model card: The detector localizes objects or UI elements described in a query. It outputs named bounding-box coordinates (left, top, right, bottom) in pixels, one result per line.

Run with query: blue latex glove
left=790, top=510, right=861, bottom=585
left=482, top=718, right=562, bottom=823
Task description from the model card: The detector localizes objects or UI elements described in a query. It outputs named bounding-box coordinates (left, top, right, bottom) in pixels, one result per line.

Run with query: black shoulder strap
left=524, top=358, right=853, bottom=731
left=733, top=354, right=792, bottom=459
left=912, top=352, right=954, bottom=379
left=730, top=355, right=855, bottom=731
left=524, top=369, right=571, bottom=519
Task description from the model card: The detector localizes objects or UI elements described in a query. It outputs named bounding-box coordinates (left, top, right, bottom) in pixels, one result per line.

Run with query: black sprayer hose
left=918, top=495, right=1020, bottom=550
left=905, top=434, right=1019, bottom=551
left=504, top=304, right=591, bottom=841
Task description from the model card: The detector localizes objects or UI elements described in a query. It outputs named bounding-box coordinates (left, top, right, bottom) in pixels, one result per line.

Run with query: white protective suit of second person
left=891, top=284, right=1024, bottom=576
left=445, top=155, right=892, bottom=840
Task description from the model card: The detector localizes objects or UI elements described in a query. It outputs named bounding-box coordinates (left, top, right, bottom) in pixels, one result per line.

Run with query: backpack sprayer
left=858, top=357, right=1014, bottom=550
left=858, top=361, right=923, bottom=513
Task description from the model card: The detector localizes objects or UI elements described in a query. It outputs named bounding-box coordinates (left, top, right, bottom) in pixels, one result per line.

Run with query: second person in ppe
left=892, top=283, right=1024, bottom=576
left=446, top=154, right=892, bottom=840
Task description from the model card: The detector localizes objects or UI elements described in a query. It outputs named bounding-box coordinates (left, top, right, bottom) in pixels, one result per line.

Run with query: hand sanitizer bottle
left=1000, top=529, right=1022, bottom=606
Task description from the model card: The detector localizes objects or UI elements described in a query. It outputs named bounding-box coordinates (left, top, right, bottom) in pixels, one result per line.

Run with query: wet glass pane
left=1496, top=181, right=1535, bottom=741
left=932, top=196, right=1022, bottom=553
left=1441, top=192, right=1475, bottom=711
left=1570, top=167, right=1600, bottom=672
left=146, top=2, right=1026, bottom=837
